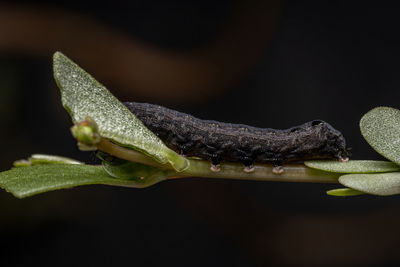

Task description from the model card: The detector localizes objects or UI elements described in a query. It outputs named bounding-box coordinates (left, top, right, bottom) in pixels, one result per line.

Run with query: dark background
left=1, top=1, right=400, bottom=265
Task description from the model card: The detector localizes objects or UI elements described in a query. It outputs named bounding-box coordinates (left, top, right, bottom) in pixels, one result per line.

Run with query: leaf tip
left=53, top=51, right=65, bottom=61
left=327, top=188, right=365, bottom=197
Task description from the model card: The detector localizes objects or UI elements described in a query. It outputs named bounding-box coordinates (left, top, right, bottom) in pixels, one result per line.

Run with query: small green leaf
left=13, top=154, right=83, bottom=167
left=326, top=188, right=365, bottom=196
left=305, top=160, right=400, bottom=173
left=0, top=164, right=162, bottom=198
left=339, top=172, right=400, bottom=196
left=53, top=52, right=188, bottom=172
left=101, top=158, right=168, bottom=187
left=360, top=106, right=400, bottom=165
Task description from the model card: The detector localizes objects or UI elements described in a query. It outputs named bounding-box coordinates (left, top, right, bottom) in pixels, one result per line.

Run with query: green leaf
left=13, top=154, right=83, bottom=167
left=0, top=164, right=164, bottom=199
left=360, top=106, right=400, bottom=165
left=53, top=52, right=188, bottom=172
left=339, top=172, right=400, bottom=196
left=326, top=188, right=365, bottom=196
left=101, top=158, right=168, bottom=187
left=304, top=160, right=400, bottom=173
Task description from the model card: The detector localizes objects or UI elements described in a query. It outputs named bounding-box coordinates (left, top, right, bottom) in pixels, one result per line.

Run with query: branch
left=96, top=138, right=340, bottom=184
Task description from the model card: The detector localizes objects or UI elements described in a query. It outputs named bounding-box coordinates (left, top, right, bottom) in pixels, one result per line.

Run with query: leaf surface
left=326, top=188, right=365, bottom=196
left=305, top=160, right=400, bottom=173
left=360, top=106, right=400, bottom=165
left=53, top=52, right=188, bottom=171
left=13, top=154, right=83, bottom=167
left=339, top=172, right=400, bottom=196
left=0, top=164, right=164, bottom=198
left=101, top=158, right=168, bottom=187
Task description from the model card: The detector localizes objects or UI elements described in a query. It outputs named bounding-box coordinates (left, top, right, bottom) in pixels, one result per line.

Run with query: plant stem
left=173, top=161, right=340, bottom=183
left=96, top=138, right=340, bottom=184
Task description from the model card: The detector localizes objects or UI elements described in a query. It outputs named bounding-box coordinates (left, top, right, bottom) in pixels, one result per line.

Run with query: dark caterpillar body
left=124, top=102, right=349, bottom=171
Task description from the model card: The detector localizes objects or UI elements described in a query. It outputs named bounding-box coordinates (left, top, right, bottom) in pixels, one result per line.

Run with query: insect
left=123, top=102, right=349, bottom=174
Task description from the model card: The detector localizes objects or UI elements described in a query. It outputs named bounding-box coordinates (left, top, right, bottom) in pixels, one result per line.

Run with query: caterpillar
left=123, top=102, right=349, bottom=173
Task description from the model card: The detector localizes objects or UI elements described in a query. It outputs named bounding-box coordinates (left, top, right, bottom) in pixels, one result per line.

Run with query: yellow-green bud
left=70, top=117, right=101, bottom=146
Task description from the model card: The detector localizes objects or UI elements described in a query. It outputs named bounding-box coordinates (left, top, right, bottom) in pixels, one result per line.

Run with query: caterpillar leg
left=272, top=166, right=284, bottom=174
left=241, top=156, right=255, bottom=173
left=210, top=155, right=221, bottom=172
left=337, top=149, right=350, bottom=162
left=178, top=143, right=194, bottom=157
left=272, top=160, right=284, bottom=174
left=210, top=164, right=221, bottom=172
left=243, top=165, right=255, bottom=173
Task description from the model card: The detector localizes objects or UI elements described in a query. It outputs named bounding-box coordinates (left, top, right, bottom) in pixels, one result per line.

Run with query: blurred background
left=1, top=0, right=400, bottom=265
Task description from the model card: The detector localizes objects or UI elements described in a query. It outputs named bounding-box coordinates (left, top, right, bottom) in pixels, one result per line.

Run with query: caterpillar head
left=311, top=120, right=349, bottom=161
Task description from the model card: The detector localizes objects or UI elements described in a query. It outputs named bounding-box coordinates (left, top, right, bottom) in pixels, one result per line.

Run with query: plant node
left=71, top=117, right=101, bottom=150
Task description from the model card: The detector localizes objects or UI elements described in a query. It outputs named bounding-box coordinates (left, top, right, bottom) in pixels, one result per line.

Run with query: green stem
left=175, top=161, right=340, bottom=183
left=96, top=138, right=340, bottom=184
